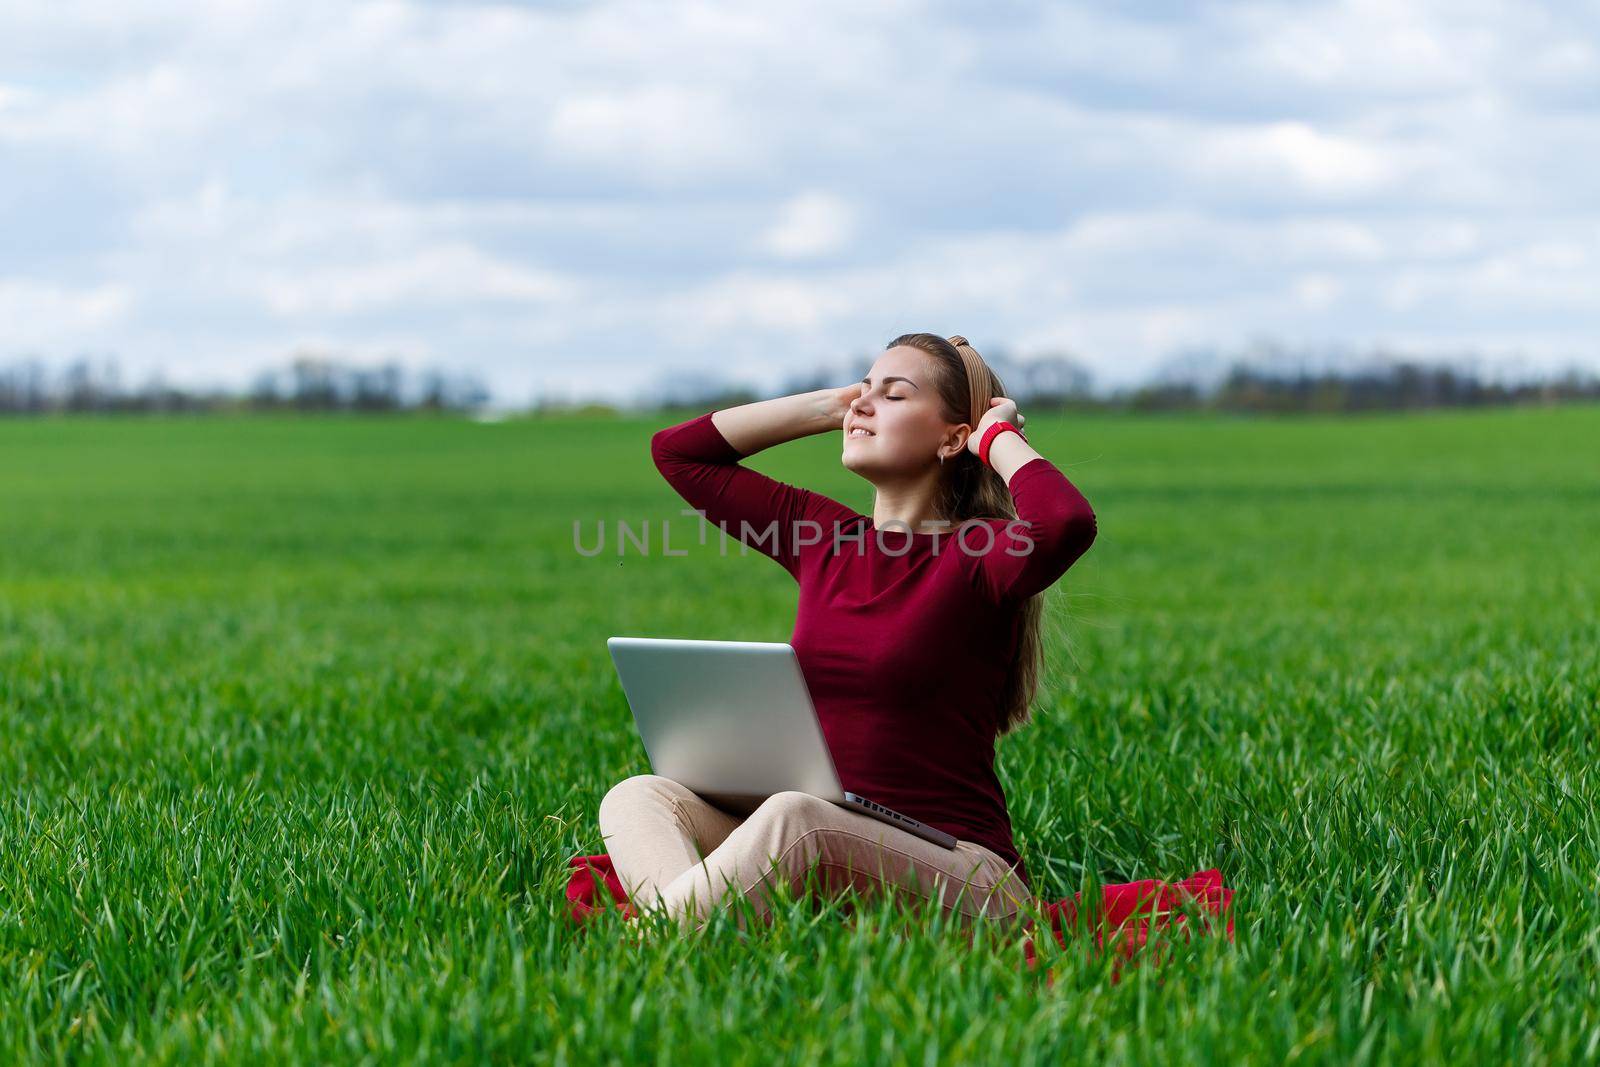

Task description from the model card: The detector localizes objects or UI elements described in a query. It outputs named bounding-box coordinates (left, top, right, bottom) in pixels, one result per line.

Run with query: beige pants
left=597, top=773, right=1032, bottom=930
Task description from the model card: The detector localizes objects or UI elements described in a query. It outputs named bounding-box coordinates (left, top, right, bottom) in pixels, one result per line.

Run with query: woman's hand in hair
left=823, top=382, right=866, bottom=428
left=966, top=396, right=1026, bottom=456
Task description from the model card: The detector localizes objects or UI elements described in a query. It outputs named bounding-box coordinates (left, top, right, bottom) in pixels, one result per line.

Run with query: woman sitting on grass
left=598, top=333, right=1097, bottom=930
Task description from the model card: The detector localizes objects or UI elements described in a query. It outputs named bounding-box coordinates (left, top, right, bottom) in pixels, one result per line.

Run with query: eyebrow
left=861, top=375, right=919, bottom=390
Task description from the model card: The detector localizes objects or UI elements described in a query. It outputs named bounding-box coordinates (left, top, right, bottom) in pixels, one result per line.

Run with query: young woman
left=598, top=333, right=1098, bottom=930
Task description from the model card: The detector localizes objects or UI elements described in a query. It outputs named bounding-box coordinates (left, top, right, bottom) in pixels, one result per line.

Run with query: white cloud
left=1293, top=274, right=1344, bottom=310
left=258, top=243, right=578, bottom=316
left=0, top=279, right=132, bottom=345
left=760, top=192, right=856, bottom=259
left=545, top=85, right=765, bottom=181
left=666, top=274, right=856, bottom=337
left=1194, top=121, right=1400, bottom=196
left=0, top=62, right=219, bottom=162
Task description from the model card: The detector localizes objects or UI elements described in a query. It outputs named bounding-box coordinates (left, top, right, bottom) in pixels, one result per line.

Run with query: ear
left=945, top=424, right=972, bottom=453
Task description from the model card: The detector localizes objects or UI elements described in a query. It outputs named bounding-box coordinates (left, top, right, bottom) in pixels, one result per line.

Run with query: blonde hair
left=886, top=332, right=1047, bottom=734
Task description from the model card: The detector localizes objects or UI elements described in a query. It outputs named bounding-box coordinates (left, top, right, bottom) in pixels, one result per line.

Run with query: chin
left=841, top=449, right=875, bottom=475
left=843, top=453, right=899, bottom=481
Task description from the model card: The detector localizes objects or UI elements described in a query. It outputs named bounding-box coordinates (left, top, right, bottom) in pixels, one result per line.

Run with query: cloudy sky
left=3, top=0, right=1598, bottom=404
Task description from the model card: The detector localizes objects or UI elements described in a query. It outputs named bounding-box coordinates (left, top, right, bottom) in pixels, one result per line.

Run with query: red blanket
left=565, top=854, right=1233, bottom=980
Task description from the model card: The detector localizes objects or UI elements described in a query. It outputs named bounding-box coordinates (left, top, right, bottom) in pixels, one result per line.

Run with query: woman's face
left=842, top=347, right=964, bottom=478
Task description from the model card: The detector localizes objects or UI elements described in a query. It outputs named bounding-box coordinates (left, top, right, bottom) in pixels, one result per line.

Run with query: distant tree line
left=623, top=343, right=1600, bottom=417
left=6, top=343, right=1600, bottom=417
left=0, top=354, right=489, bottom=415
left=1117, top=351, right=1600, bottom=414
left=1198, top=360, right=1600, bottom=414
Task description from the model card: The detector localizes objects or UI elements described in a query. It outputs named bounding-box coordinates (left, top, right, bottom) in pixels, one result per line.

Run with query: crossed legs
left=597, top=773, right=1031, bottom=929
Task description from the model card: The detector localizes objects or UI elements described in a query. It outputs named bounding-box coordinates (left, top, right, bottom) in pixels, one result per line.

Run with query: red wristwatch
left=978, top=420, right=1027, bottom=467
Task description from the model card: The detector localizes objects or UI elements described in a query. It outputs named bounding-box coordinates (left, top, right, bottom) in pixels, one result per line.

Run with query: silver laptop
left=606, top=637, right=958, bottom=849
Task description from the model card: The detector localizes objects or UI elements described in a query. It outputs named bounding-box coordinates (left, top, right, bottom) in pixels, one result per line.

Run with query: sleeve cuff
left=673, top=409, right=743, bottom=463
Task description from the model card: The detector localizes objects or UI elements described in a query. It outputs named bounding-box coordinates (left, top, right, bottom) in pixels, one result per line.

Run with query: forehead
left=868, top=346, right=933, bottom=380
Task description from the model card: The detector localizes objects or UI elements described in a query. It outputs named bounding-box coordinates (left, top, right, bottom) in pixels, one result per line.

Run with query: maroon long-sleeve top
left=650, top=410, right=1097, bottom=885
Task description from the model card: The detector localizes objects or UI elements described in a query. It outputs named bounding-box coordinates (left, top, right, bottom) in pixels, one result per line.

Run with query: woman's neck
left=871, top=472, right=946, bottom=532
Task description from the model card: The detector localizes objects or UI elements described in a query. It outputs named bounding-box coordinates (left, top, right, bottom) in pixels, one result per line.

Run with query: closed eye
left=886, top=395, right=906, bottom=401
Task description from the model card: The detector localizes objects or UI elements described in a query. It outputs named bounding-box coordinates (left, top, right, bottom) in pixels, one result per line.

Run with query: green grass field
left=2, top=406, right=1597, bottom=1064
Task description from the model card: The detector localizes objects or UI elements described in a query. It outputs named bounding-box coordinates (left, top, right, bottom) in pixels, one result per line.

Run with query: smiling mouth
left=847, top=428, right=875, bottom=438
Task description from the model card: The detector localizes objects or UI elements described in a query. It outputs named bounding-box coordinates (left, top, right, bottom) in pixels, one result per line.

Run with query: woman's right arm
left=709, top=385, right=859, bottom=454
left=650, top=385, right=864, bottom=579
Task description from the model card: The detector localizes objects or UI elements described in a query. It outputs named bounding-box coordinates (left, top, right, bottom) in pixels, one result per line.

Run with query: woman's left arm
left=961, top=398, right=1098, bottom=607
